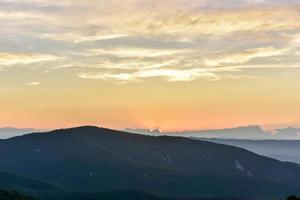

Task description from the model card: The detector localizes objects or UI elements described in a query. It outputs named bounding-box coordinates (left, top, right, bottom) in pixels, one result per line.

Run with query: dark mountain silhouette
left=199, top=138, right=300, bottom=164
left=0, top=189, right=39, bottom=200
left=0, top=171, right=60, bottom=192
left=41, top=190, right=254, bottom=200
left=0, top=188, right=254, bottom=200
left=1, top=126, right=300, bottom=199
left=287, top=195, right=300, bottom=200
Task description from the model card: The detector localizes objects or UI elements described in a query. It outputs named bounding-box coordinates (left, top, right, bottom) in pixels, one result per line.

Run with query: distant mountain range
left=0, top=128, right=42, bottom=139
left=124, top=125, right=300, bottom=140
left=2, top=125, right=299, bottom=140
left=198, top=138, right=300, bottom=164
left=1, top=126, right=300, bottom=200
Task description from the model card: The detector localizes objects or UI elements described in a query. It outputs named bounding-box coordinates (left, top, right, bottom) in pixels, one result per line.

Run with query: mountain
left=0, top=189, right=39, bottom=200
left=274, top=128, right=300, bottom=140
left=124, top=128, right=161, bottom=135
left=40, top=190, right=253, bottom=200
left=125, top=126, right=300, bottom=140
left=0, top=189, right=253, bottom=200
left=0, top=171, right=61, bottom=194
left=199, top=138, right=300, bottom=164
left=125, top=125, right=271, bottom=139
left=1, top=126, right=300, bottom=199
left=0, top=128, right=41, bottom=139
left=166, top=125, right=272, bottom=139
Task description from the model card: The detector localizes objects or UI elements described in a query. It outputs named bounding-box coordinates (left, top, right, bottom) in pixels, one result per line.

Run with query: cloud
left=40, top=33, right=129, bottom=43
left=6, top=1, right=297, bottom=42
left=74, top=34, right=129, bottom=43
left=168, top=9, right=296, bottom=38
left=27, top=81, right=40, bottom=86
left=78, top=68, right=218, bottom=82
left=0, top=11, right=48, bottom=20
left=292, top=34, right=300, bottom=46
left=71, top=44, right=295, bottom=82
left=204, top=47, right=289, bottom=66
left=88, top=47, right=190, bottom=58
left=72, top=5, right=299, bottom=40
left=1, top=0, right=299, bottom=82
left=1, top=0, right=71, bottom=6
left=0, top=52, right=58, bottom=66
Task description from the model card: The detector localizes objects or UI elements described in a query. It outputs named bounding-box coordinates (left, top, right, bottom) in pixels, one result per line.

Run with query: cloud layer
left=0, top=0, right=299, bottom=82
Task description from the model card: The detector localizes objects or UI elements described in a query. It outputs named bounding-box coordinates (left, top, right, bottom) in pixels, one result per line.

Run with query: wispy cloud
left=204, top=47, right=289, bottom=66
left=27, top=81, right=40, bottom=86
left=78, top=68, right=219, bottom=82
left=88, top=48, right=189, bottom=58
left=0, top=0, right=299, bottom=82
left=0, top=52, right=58, bottom=66
left=40, top=33, right=129, bottom=43
left=123, top=8, right=300, bottom=39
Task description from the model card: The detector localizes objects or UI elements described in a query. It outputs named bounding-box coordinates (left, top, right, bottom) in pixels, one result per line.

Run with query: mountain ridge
left=0, top=127, right=42, bottom=139
left=124, top=125, right=300, bottom=140
left=198, top=138, right=300, bottom=164
left=1, top=126, right=300, bottom=199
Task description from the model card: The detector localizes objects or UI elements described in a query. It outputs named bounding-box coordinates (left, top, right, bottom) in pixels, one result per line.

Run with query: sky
left=0, top=0, right=299, bottom=131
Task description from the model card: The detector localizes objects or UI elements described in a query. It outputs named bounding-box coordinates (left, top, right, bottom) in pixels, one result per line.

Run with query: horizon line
left=1, top=124, right=300, bottom=133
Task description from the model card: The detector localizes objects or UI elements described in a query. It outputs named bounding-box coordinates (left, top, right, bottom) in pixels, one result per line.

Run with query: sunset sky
left=0, top=0, right=299, bottom=131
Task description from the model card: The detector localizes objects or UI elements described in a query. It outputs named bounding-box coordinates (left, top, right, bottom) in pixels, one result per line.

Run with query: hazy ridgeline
left=125, top=126, right=300, bottom=164
left=1, top=126, right=300, bottom=200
